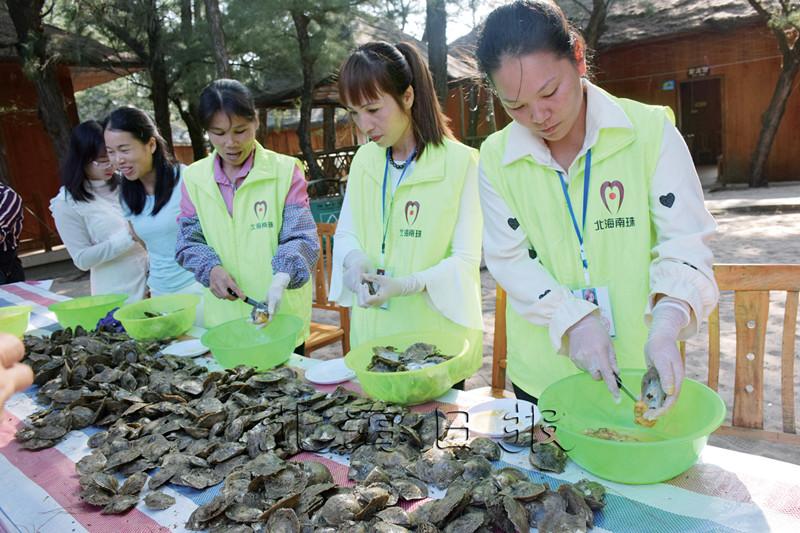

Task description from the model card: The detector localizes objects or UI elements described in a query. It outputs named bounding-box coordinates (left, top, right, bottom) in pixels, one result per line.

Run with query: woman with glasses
left=50, top=120, right=148, bottom=300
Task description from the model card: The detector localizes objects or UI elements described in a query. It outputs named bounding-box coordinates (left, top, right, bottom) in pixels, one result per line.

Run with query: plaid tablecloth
left=1, top=282, right=799, bottom=532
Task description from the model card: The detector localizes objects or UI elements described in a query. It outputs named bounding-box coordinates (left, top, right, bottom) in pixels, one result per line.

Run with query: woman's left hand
left=266, top=273, right=291, bottom=316
left=643, top=298, right=691, bottom=419
left=360, top=274, right=424, bottom=308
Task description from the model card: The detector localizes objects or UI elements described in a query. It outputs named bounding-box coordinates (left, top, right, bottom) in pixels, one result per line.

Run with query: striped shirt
left=0, top=185, right=23, bottom=252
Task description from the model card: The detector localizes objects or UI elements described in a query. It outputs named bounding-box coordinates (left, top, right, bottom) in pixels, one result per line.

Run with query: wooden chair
left=304, top=223, right=350, bottom=356
left=470, top=285, right=514, bottom=398
left=706, top=264, right=800, bottom=444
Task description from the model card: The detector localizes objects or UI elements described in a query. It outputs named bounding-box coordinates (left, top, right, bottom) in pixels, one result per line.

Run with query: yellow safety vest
left=344, top=138, right=483, bottom=382
left=182, top=142, right=312, bottom=346
left=480, top=89, right=672, bottom=396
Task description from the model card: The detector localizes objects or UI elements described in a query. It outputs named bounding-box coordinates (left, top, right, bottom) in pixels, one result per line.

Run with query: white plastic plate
left=304, top=358, right=356, bottom=385
left=466, top=398, right=541, bottom=438
left=161, top=339, right=209, bottom=357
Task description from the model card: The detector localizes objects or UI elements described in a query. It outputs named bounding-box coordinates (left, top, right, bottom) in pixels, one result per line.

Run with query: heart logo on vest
left=405, top=201, right=420, bottom=225
left=599, top=180, right=625, bottom=214
left=254, top=201, right=267, bottom=220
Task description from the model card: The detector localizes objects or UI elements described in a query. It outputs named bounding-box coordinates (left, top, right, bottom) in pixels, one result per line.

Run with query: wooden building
left=0, top=6, right=137, bottom=252
left=449, top=0, right=800, bottom=183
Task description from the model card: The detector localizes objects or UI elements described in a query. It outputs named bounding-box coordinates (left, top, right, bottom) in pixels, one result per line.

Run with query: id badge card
left=573, top=286, right=616, bottom=337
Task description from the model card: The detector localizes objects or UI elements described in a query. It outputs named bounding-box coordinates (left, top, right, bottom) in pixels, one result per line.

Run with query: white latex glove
left=360, top=273, right=424, bottom=308
left=266, top=272, right=291, bottom=317
left=356, top=282, right=371, bottom=308
left=343, top=250, right=372, bottom=293
left=643, top=297, right=691, bottom=419
left=566, top=312, right=620, bottom=401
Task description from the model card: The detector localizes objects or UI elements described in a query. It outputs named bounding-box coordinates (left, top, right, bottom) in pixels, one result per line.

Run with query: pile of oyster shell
left=17, top=327, right=607, bottom=532
left=368, top=343, right=453, bottom=372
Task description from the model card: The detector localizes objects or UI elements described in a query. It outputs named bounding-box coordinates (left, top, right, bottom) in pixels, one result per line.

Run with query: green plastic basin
left=344, top=331, right=470, bottom=405
left=49, top=294, right=128, bottom=330
left=539, top=369, right=726, bottom=484
left=202, top=315, right=303, bottom=371
left=114, top=294, right=199, bottom=340
left=0, top=305, right=32, bottom=337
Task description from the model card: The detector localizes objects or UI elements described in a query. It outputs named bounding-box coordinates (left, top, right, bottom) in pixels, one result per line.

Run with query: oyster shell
left=573, top=479, right=606, bottom=510
left=529, top=442, right=568, bottom=473
left=414, top=447, right=464, bottom=489
left=443, top=510, right=486, bottom=533
left=467, top=437, right=501, bottom=462
left=636, top=366, right=666, bottom=426
left=144, top=491, right=176, bottom=510
left=101, top=495, right=140, bottom=515
left=265, top=508, right=300, bottom=533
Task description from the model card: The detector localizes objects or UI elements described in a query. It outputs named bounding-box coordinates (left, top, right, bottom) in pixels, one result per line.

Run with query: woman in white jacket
left=50, top=121, right=148, bottom=301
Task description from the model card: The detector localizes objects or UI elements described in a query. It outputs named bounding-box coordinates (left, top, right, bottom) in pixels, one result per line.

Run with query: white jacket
left=50, top=181, right=148, bottom=301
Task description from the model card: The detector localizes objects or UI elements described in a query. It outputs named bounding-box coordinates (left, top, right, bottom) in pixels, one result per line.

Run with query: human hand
left=0, top=333, right=33, bottom=414
left=342, top=250, right=372, bottom=293
left=360, top=274, right=423, bottom=308
left=209, top=265, right=243, bottom=300
left=128, top=222, right=145, bottom=249
left=567, top=313, right=620, bottom=400
left=266, top=272, right=291, bottom=317
left=643, top=298, right=690, bottom=419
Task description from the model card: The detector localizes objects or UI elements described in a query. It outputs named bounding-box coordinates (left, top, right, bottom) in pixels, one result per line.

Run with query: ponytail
left=395, top=42, right=452, bottom=156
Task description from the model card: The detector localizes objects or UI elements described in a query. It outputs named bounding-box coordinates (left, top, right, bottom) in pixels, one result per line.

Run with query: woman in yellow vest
left=329, top=42, right=483, bottom=389
left=176, top=79, right=317, bottom=353
left=476, top=1, right=719, bottom=420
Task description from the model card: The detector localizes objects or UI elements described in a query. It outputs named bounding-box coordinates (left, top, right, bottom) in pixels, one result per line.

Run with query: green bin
left=310, top=195, right=343, bottom=224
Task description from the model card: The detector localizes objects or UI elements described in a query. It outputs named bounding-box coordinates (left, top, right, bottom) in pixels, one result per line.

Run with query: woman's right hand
left=0, top=333, right=33, bottom=414
left=342, top=250, right=372, bottom=293
left=209, top=265, right=243, bottom=300
left=128, top=222, right=145, bottom=249
left=566, top=312, right=620, bottom=400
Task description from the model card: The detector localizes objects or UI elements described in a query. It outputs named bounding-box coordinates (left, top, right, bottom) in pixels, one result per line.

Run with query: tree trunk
left=749, top=54, right=800, bottom=187
left=583, top=0, right=609, bottom=51
left=425, top=0, right=448, bottom=105
left=6, top=0, right=73, bottom=163
left=193, top=0, right=203, bottom=26
left=467, top=85, right=480, bottom=145
left=204, top=0, right=231, bottom=78
left=145, top=0, right=174, bottom=154
left=291, top=9, right=325, bottom=182
left=487, top=91, right=497, bottom=133
left=174, top=98, right=207, bottom=161
left=180, top=0, right=192, bottom=40
left=256, top=108, right=268, bottom=145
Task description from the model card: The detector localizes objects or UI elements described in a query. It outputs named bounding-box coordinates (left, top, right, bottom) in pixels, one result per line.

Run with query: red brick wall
left=594, top=24, right=800, bottom=182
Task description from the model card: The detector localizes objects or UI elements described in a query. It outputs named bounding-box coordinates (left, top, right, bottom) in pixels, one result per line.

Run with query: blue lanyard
left=556, top=149, right=592, bottom=286
left=381, top=148, right=417, bottom=264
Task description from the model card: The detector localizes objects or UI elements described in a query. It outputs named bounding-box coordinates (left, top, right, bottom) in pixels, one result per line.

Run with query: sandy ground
left=23, top=182, right=800, bottom=464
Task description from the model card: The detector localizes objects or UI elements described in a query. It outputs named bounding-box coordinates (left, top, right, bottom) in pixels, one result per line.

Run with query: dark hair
left=476, top=0, right=583, bottom=79
left=60, top=121, right=118, bottom=203
left=338, top=41, right=452, bottom=158
left=105, top=107, right=178, bottom=216
left=198, top=79, right=257, bottom=129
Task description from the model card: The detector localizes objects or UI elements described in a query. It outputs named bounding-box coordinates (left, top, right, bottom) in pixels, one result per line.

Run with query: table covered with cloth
left=0, top=281, right=799, bottom=532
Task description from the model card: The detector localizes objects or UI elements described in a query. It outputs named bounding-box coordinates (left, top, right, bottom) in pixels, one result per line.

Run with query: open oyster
left=635, top=366, right=666, bottom=427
